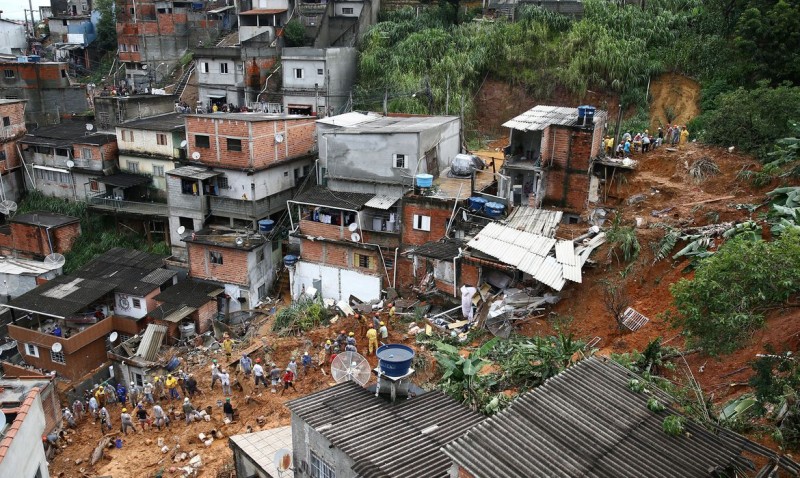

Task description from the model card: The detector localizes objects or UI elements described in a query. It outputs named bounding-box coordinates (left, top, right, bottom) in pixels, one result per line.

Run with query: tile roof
left=291, top=186, right=375, bottom=210
left=408, top=240, right=462, bottom=260
left=0, top=387, right=40, bottom=463
left=229, top=426, right=294, bottom=478
left=286, top=382, right=485, bottom=478
left=443, top=357, right=793, bottom=478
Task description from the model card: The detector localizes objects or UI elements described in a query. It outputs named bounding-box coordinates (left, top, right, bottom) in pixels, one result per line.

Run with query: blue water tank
left=484, top=202, right=506, bottom=218
left=415, top=174, right=433, bottom=188
left=258, top=219, right=275, bottom=232
left=283, top=255, right=298, bottom=267
left=377, top=344, right=415, bottom=377
left=468, top=196, right=488, bottom=211
left=578, top=105, right=596, bottom=125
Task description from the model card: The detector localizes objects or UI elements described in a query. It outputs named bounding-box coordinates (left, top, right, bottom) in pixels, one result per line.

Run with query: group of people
left=604, top=124, right=690, bottom=158
left=240, top=355, right=299, bottom=396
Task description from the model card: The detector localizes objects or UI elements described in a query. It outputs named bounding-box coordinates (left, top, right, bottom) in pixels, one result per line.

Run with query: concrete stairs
left=175, top=61, right=196, bottom=101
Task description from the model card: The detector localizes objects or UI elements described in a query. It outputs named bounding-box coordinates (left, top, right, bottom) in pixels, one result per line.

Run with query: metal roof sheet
left=364, top=194, right=401, bottom=210
left=162, top=305, right=197, bottom=323
left=534, top=255, right=566, bottom=290
left=504, top=207, right=562, bottom=237
left=408, top=240, right=462, bottom=260
left=140, top=268, right=178, bottom=285
left=0, top=257, right=61, bottom=276
left=502, top=105, right=596, bottom=131
left=287, top=382, right=485, bottom=478
left=291, top=186, right=374, bottom=210
left=96, top=172, right=151, bottom=188
left=562, top=262, right=582, bottom=283
left=443, top=357, right=775, bottom=478
left=229, top=426, right=294, bottom=478
left=166, top=166, right=222, bottom=180
left=136, top=324, right=167, bottom=362
left=555, top=240, right=578, bottom=266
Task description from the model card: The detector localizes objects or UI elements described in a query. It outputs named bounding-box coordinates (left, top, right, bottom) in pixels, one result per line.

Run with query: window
left=122, top=130, right=134, bottom=142
left=156, top=133, right=167, bottom=145
left=209, top=251, right=223, bottom=265
left=201, top=62, right=209, bottom=73
left=2, top=116, right=9, bottom=127
left=90, top=179, right=99, bottom=191
left=132, top=298, right=141, bottom=308
left=25, top=343, right=39, bottom=357
left=272, top=240, right=281, bottom=252
left=0, top=151, right=6, bottom=161
left=217, top=176, right=229, bottom=189
left=119, top=44, right=128, bottom=52
left=129, top=7, right=135, bottom=14
left=50, top=348, right=66, bottom=364
left=128, top=161, right=140, bottom=173
left=393, top=154, right=407, bottom=169
left=195, top=135, right=210, bottom=148
left=62, top=19, right=68, bottom=26
left=227, top=138, right=242, bottom=152
left=310, top=452, right=335, bottom=478
left=303, top=165, right=311, bottom=177
left=317, top=68, right=324, bottom=75
left=256, top=248, right=264, bottom=262
left=257, top=283, right=267, bottom=300
left=131, top=44, right=139, bottom=52
left=220, top=62, right=229, bottom=74
left=412, top=214, right=431, bottom=231
left=293, top=68, right=303, bottom=79
left=342, top=7, right=354, bottom=14
left=81, top=147, right=92, bottom=159
left=237, top=63, right=243, bottom=72
left=55, top=148, right=69, bottom=157
left=3, top=70, right=14, bottom=79
left=61, top=69, right=67, bottom=78
left=433, top=260, right=454, bottom=283
left=354, top=252, right=376, bottom=270
left=153, top=165, right=164, bottom=177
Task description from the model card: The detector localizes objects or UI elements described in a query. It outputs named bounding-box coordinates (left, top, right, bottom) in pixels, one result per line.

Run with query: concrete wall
left=94, top=95, right=177, bottom=133
left=116, top=126, right=182, bottom=159
left=0, top=22, right=27, bottom=55
left=281, top=47, right=357, bottom=116
left=196, top=56, right=245, bottom=106
left=118, top=154, right=175, bottom=193
left=217, top=164, right=310, bottom=202
left=292, top=259, right=381, bottom=301
left=291, top=413, right=357, bottom=478
left=0, top=391, right=49, bottom=478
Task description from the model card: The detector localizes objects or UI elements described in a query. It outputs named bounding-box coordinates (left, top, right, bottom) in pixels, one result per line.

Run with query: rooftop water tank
left=468, top=196, right=488, bottom=211
left=377, top=344, right=415, bottom=377
left=283, top=254, right=298, bottom=267
left=484, top=202, right=506, bottom=218
left=415, top=174, right=433, bottom=188
left=258, top=219, right=275, bottom=233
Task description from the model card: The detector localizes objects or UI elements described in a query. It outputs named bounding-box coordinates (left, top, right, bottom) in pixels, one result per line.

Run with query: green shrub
left=283, top=19, right=306, bottom=47
left=668, top=230, right=800, bottom=355
left=662, top=415, right=685, bottom=437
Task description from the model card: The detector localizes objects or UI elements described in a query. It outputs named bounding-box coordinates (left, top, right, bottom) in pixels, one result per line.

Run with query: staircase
left=272, top=265, right=291, bottom=299
left=174, top=61, right=195, bottom=101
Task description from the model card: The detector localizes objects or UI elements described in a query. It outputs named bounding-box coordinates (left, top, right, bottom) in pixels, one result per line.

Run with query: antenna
left=44, top=253, right=66, bottom=268
left=347, top=223, right=358, bottom=232
left=52, top=342, right=63, bottom=353
left=109, top=331, right=119, bottom=343
left=191, top=151, right=201, bottom=160
left=235, top=236, right=244, bottom=246
left=350, top=232, right=360, bottom=242
left=330, top=351, right=371, bottom=386
left=177, top=225, right=186, bottom=235
left=180, top=140, right=187, bottom=148
left=274, top=449, right=292, bottom=473
left=0, top=200, right=17, bottom=215
left=66, top=159, right=75, bottom=169
left=85, top=123, right=94, bottom=131
left=274, top=133, right=284, bottom=143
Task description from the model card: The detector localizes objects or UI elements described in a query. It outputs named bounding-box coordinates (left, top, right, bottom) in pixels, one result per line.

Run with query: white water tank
left=179, top=322, right=196, bottom=339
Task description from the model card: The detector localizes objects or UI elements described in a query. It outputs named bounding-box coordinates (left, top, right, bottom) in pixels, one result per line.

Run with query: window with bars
left=153, top=165, right=164, bottom=177
left=310, top=452, right=335, bottom=478
left=209, top=251, right=223, bottom=265
left=393, top=153, right=407, bottom=169
left=50, top=348, right=66, bottom=364
left=156, top=133, right=167, bottom=145
left=4, top=70, right=14, bottom=79
left=217, top=176, right=229, bottom=189
left=25, top=343, right=39, bottom=357
left=132, top=298, right=141, bottom=308
left=354, top=252, right=376, bottom=270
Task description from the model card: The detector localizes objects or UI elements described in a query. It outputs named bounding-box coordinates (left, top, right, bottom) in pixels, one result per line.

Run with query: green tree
left=734, top=0, right=800, bottom=82
left=94, top=0, right=117, bottom=54
left=283, top=19, right=306, bottom=47
left=668, top=230, right=800, bottom=355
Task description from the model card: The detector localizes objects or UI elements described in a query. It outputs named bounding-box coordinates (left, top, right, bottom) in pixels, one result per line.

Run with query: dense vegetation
left=16, top=192, right=169, bottom=273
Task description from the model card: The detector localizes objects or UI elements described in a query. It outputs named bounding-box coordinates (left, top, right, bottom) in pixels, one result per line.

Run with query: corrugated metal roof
left=140, top=268, right=178, bottom=285
left=292, top=186, right=374, bottom=210
left=501, top=105, right=588, bottom=131
left=562, top=262, right=582, bottom=283
left=504, top=207, right=562, bottom=237
left=136, top=324, right=167, bottom=362
left=364, top=194, right=401, bottom=210
left=167, top=166, right=223, bottom=180
left=443, top=357, right=774, bottom=478
left=287, top=382, right=485, bottom=478
left=0, top=258, right=61, bottom=276
left=316, top=111, right=382, bottom=127
left=408, top=240, right=462, bottom=260
left=534, top=255, right=565, bottom=290
left=556, top=240, right=578, bottom=266
left=163, top=306, right=196, bottom=323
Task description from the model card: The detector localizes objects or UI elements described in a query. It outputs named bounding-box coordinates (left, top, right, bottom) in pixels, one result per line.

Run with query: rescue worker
left=366, top=324, right=378, bottom=355
left=210, top=359, right=221, bottom=390
left=72, top=399, right=85, bottom=422
left=99, top=406, right=112, bottom=432
left=143, top=381, right=154, bottom=404
left=222, top=335, right=234, bottom=360
left=379, top=321, right=388, bottom=340
left=129, top=382, right=140, bottom=407
left=239, top=353, right=253, bottom=378
left=165, top=374, right=180, bottom=401
left=269, top=364, right=282, bottom=393
left=223, top=398, right=234, bottom=422
left=94, top=384, right=106, bottom=408
left=301, top=352, right=314, bottom=377
left=182, top=398, right=202, bottom=425
left=336, top=330, right=347, bottom=350
left=88, top=395, right=99, bottom=419
left=153, top=376, right=164, bottom=401
left=253, top=358, right=267, bottom=389
left=219, top=368, right=232, bottom=396
left=120, top=407, right=136, bottom=435
left=372, top=313, right=381, bottom=331
left=135, top=404, right=149, bottom=431
left=280, top=368, right=296, bottom=396
left=346, top=332, right=356, bottom=347
left=286, top=358, right=297, bottom=377
left=116, top=382, right=127, bottom=406
left=152, top=403, right=169, bottom=430
left=63, top=407, right=76, bottom=428
left=185, top=374, right=198, bottom=397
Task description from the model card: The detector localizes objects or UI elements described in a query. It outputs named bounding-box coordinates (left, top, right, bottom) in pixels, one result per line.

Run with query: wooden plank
left=681, top=195, right=735, bottom=207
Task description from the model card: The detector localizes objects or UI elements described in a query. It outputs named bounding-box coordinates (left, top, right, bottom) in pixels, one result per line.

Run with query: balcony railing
left=210, top=188, right=294, bottom=220
left=87, top=193, right=169, bottom=216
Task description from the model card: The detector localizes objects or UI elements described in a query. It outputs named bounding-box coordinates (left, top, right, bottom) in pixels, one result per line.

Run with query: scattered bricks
left=74, top=458, right=83, bottom=465
left=162, top=446, right=170, bottom=453
left=145, top=439, right=152, bottom=445
left=197, top=433, right=206, bottom=441
left=203, top=438, right=213, bottom=447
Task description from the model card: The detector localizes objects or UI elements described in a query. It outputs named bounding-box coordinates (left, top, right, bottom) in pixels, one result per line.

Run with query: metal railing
left=87, top=194, right=169, bottom=216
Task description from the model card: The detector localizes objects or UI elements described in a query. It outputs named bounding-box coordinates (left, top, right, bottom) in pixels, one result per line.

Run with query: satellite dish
left=350, top=232, right=360, bottom=242
left=331, top=351, right=371, bottom=386
left=52, top=342, right=63, bottom=353
left=180, top=140, right=187, bottom=148
left=66, top=160, right=75, bottom=168
left=177, top=225, right=186, bottom=235
left=44, top=253, right=66, bottom=268
left=274, top=133, right=284, bottom=143
left=85, top=123, right=94, bottom=131
left=142, top=64, right=148, bottom=70
left=347, top=223, right=358, bottom=232
left=191, top=151, right=201, bottom=160
left=0, top=200, right=17, bottom=215
left=235, top=236, right=244, bottom=246
left=274, top=449, right=292, bottom=472
left=109, top=331, right=119, bottom=342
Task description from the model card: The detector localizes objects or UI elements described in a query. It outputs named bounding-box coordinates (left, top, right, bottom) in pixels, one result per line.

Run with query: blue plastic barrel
left=166, top=356, right=180, bottom=371
left=376, top=344, right=415, bottom=377
left=115, top=438, right=123, bottom=449
left=468, top=197, right=488, bottom=211
left=258, top=219, right=275, bottom=232
left=415, top=174, right=433, bottom=188
left=283, top=255, right=298, bottom=267
left=484, top=202, right=506, bottom=218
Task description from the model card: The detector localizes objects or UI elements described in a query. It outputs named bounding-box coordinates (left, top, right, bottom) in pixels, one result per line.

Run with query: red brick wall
left=185, top=117, right=316, bottom=170
left=195, top=300, right=218, bottom=334
left=541, top=125, right=597, bottom=213
left=0, top=101, right=27, bottom=173
left=188, top=242, right=250, bottom=286
left=0, top=228, right=12, bottom=250
left=401, top=197, right=459, bottom=247
left=299, top=219, right=346, bottom=241
left=7, top=221, right=80, bottom=256
left=51, top=222, right=81, bottom=254
left=300, top=238, right=386, bottom=281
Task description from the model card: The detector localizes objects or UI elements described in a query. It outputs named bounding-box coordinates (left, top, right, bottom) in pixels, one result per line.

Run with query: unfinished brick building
left=0, top=61, right=89, bottom=125
left=0, top=99, right=27, bottom=202
left=500, top=105, right=606, bottom=218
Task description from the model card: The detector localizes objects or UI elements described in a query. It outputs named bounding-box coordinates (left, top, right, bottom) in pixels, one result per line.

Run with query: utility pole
left=28, top=0, right=35, bottom=34
left=383, top=89, right=388, bottom=116
left=614, top=103, right=623, bottom=147
left=425, top=77, right=433, bottom=115
left=445, top=74, right=450, bottom=115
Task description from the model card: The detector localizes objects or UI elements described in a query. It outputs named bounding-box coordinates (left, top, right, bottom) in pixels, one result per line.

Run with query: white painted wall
left=282, top=57, right=326, bottom=91
left=115, top=127, right=179, bottom=158
left=292, top=261, right=380, bottom=302
left=334, top=2, right=363, bottom=17
left=0, top=22, right=27, bottom=55
left=217, top=163, right=311, bottom=201
left=0, top=391, right=49, bottom=478
left=114, top=292, right=148, bottom=319
left=118, top=154, right=176, bottom=192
